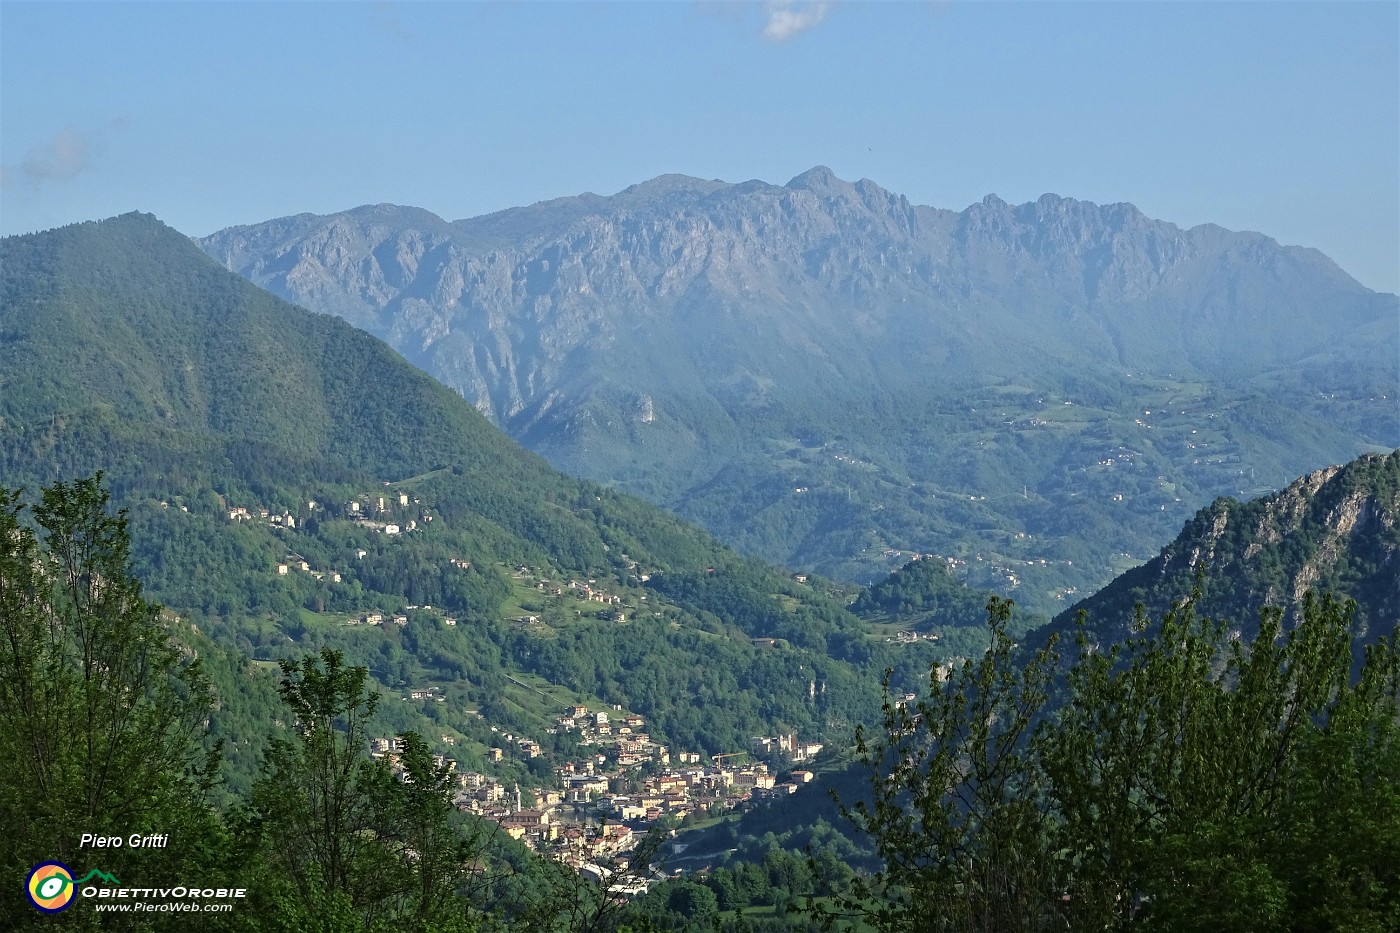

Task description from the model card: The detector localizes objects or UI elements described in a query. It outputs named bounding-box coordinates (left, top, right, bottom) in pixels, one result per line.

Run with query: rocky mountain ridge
left=1058, top=449, right=1400, bottom=640
left=198, top=168, right=1398, bottom=608
left=201, top=169, right=1387, bottom=415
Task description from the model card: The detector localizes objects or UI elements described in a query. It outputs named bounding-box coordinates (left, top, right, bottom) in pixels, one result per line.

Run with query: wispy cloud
left=761, top=1, right=833, bottom=43
left=22, top=127, right=92, bottom=182
left=3, top=119, right=125, bottom=188
left=373, top=2, right=413, bottom=43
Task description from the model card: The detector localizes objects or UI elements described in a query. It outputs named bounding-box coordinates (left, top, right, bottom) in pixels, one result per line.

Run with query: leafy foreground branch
left=0, top=476, right=224, bottom=931
left=832, top=595, right=1400, bottom=932
left=0, top=478, right=648, bottom=932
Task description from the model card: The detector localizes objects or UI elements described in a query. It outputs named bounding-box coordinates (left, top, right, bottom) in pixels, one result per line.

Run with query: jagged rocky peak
left=955, top=193, right=1016, bottom=238
left=765, top=167, right=918, bottom=240
left=853, top=176, right=898, bottom=203
left=1058, top=450, right=1400, bottom=637
left=786, top=165, right=849, bottom=192
left=964, top=191, right=1156, bottom=235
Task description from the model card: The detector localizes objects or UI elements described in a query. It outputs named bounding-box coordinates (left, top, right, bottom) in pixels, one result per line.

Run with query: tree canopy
left=0, top=476, right=221, bottom=930
left=838, top=593, right=1400, bottom=932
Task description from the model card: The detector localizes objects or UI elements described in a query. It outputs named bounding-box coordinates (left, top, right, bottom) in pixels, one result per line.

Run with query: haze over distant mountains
left=199, top=168, right=1399, bottom=612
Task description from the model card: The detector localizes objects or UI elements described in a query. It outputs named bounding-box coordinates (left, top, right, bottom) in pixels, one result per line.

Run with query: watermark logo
left=25, top=863, right=121, bottom=913
left=25, top=858, right=245, bottom=914
left=27, top=862, right=75, bottom=913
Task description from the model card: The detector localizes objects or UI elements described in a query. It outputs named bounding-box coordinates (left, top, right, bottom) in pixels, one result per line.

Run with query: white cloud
left=761, top=1, right=832, bottom=43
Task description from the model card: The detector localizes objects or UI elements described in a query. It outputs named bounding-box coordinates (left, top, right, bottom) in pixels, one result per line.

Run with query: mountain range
left=12, top=212, right=1390, bottom=783
left=0, top=213, right=944, bottom=787
left=4, top=211, right=1397, bottom=926
left=197, top=168, right=1399, bottom=612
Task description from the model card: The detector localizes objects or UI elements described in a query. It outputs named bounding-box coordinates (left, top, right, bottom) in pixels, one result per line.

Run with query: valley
left=4, top=2, right=1397, bottom=927
left=200, top=171, right=1397, bottom=614
left=1, top=210, right=1395, bottom=930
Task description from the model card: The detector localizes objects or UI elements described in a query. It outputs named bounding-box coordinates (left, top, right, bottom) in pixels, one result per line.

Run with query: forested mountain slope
left=0, top=213, right=988, bottom=790
left=1055, top=449, right=1400, bottom=643
left=694, top=449, right=1400, bottom=892
left=199, top=169, right=1399, bottom=611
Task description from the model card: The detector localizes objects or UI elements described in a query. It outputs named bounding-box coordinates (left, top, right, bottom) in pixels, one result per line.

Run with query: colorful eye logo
left=27, top=862, right=75, bottom=913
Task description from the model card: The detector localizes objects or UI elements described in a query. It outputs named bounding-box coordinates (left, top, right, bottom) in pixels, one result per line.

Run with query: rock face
left=199, top=169, right=1390, bottom=420
left=197, top=169, right=1399, bottom=607
left=1057, top=450, right=1400, bottom=639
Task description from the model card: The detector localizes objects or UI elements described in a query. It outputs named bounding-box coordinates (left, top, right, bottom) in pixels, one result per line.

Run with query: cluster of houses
left=228, top=492, right=429, bottom=580
left=227, top=504, right=298, bottom=527
left=275, top=556, right=342, bottom=583
left=372, top=734, right=647, bottom=876
left=349, top=610, right=458, bottom=629
left=749, top=733, right=824, bottom=762
left=366, top=701, right=824, bottom=879
left=505, top=564, right=642, bottom=624
left=346, top=491, right=431, bottom=536
left=371, top=735, right=457, bottom=770
left=517, top=568, right=629, bottom=607
left=885, top=629, right=940, bottom=644
left=555, top=705, right=662, bottom=769
left=457, top=752, right=815, bottom=862
left=229, top=490, right=433, bottom=540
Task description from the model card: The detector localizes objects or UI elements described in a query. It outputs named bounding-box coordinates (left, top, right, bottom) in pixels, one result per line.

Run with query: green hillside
left=0, top=214, right=971, bottom=793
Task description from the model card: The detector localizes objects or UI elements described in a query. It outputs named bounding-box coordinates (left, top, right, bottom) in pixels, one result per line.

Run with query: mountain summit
left=198, top=170, right=1398, bottom=608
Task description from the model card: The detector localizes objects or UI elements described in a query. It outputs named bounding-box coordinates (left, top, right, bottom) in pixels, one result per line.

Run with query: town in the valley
left=228, top=490, right=830, bottom=892
left=371, top=706, right=824, bottom=890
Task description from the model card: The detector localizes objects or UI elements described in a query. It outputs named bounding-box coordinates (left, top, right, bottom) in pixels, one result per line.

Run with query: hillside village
left=369, top=700, right=823, bottom=887
left=228, top=488, right=428, bottom=546
left=223, top=487, right=832, bottom=888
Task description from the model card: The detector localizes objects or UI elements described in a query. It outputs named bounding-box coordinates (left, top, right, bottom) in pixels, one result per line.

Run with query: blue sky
left=2, top=1, right=1397, bottom=292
